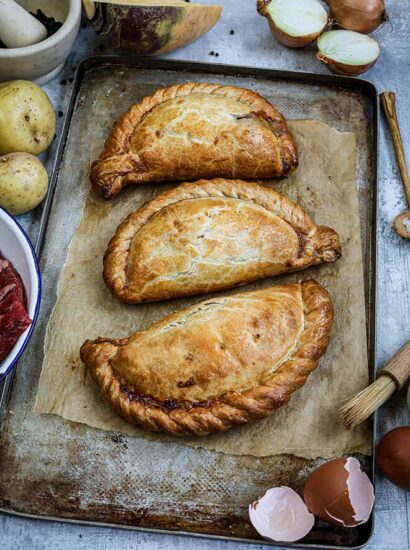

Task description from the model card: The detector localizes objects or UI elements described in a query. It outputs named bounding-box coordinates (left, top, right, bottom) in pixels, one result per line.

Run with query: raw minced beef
left=0, top=254, right=32, bottom=363
left=0, top=257, right=25, bottom=304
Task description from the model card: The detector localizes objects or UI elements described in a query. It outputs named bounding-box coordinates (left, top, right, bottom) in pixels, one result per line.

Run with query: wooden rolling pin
left=0, top=0, right=47, bottom=48
left=340, top=340, right=410, bottom=428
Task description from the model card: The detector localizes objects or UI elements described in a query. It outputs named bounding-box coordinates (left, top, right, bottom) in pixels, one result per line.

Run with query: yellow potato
left=0, top=80, right=56, bottom=156
left=0, top=152, right=48, bottom=215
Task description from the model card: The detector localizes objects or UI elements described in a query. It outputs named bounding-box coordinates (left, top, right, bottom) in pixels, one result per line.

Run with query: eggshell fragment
left=304, top=457, right=374, bottom=527
left=249, top=486, right=315, bottom=542
left=378, top=427, right=410, bottom=491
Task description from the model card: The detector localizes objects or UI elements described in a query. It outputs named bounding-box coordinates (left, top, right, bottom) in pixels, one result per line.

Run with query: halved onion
left=327, top=0, right=387, bottom=34
left=317, top=30, right=380, bottom=75
left=257, top=0, right=328, bottom=48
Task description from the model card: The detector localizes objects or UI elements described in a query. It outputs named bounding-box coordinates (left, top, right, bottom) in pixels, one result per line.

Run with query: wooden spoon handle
left=379, top=340, right=410, bottom=390
left=380, top=92, right=410, bottom=208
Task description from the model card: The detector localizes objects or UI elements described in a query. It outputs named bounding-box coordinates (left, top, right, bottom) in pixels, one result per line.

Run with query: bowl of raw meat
left=0, top=206, right=41, bottom=380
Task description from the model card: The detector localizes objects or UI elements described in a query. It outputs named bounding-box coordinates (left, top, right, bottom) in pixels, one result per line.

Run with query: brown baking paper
left=35, top=120, right=371, bottom=458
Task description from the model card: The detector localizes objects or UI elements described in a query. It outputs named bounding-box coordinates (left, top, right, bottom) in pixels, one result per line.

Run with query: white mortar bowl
left=0, top=206, right=41, bottom=380
left=0, top=0, right=81, bottom=85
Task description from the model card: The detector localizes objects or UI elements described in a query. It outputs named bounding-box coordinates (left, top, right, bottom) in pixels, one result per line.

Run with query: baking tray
left=0, top=56, right=378, bottom=548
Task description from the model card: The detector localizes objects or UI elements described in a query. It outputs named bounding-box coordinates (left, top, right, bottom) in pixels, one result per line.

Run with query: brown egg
left=304, top=457, right=374, bottom=527
left=378, top=426, right=410, bottom=491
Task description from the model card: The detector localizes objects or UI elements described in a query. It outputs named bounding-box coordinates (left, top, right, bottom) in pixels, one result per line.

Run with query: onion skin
left=257, top=0, right=328, bottom=48
left=317, top=52, right=378, bottom=75
left=257, top=0, right=271, bottom=16
left=327, top=0, right=387, bottom=34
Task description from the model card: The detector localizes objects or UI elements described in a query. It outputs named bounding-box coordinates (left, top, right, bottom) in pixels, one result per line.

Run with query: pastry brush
left=340, top=340, right=410, bottom=429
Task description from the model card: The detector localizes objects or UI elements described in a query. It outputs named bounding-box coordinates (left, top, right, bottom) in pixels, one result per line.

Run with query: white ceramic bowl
left=0, top=0, right=81, bottom=85
left=0, top=206, right=41, bottom=380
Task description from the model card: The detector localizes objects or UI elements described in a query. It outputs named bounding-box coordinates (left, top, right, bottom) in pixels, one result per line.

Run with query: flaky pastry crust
left=80, top=280, right=333, bottom=436
left=90, top=82, right=298, bottom=199
left=103, top=179, right=341, bottom=303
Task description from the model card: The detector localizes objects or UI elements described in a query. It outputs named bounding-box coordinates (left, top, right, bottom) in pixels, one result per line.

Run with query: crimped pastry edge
left=80, top=279, right=334, bottom=437
left=89, top=82, right=298, bottom=199
left=103, top=178, right=342, bottom=302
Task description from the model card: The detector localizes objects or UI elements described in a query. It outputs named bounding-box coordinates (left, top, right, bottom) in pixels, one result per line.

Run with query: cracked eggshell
left=304, top=457, right=374, bottom=527
left=249, top=486, right=315, bottom=542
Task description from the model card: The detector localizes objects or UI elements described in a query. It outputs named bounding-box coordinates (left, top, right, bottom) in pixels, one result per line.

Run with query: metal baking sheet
left=0, top=57, right=378, bottom=548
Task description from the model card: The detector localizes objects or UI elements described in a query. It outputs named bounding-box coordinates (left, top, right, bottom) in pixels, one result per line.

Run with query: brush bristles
left=340, top=375, right=396, bottom=429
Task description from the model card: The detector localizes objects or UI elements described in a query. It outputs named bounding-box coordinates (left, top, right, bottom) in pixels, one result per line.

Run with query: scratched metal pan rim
left=0, top=56, right=378, bottom=549
left=0, top=507, right=375, bottom=550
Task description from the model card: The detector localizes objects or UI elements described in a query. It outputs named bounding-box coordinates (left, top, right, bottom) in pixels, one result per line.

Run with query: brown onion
left=327, top=0, right=387, bottom=34
left=257, top=0, right=328, bottom=48
left=317, top=30, right=380, bottom=76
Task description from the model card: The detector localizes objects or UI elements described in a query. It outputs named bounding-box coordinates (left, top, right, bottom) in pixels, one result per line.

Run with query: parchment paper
left=35, top=120, right=371, bottom=458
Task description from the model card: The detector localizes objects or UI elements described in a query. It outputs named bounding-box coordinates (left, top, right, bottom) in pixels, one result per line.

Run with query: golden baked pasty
left=90, top=83, right=298, bottom=199
left=104, top=179, right=341, bottom=303
left=80, top=280, right=333, bottom=436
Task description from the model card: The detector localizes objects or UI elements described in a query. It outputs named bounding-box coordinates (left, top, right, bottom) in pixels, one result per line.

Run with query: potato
left=0, top=152, right=48, bottom=215
left=0, top=80, right=56, bottom=156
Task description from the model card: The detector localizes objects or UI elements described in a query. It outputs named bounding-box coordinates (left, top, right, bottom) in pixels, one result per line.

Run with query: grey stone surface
left=1, top=0, right=409, bottom=548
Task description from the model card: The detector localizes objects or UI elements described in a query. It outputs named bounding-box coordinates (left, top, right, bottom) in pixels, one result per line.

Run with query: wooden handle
left=380, top=92, right=410, bottom=207
left=379, top=340, right=410, bottom=390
